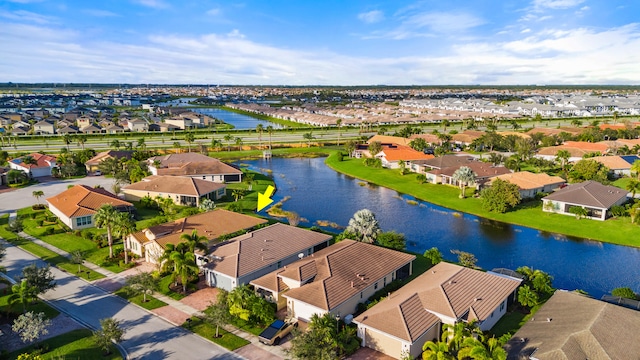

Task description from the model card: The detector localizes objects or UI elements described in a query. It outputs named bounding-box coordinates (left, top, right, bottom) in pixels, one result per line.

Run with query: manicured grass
left=490, top=303, right=543, bottom=338
left=184, top=316, right=250, bottom=351
left=326, top=152, right=640, bottom=247
left=211, top=146, right=333, bottom=160
left=613, top=177, right=632, bottom=190
left=158, top=275, right=186, bottom=300
left=221, top=170, right=276, bottom=213
left=0, top=282, right=60, bottom=319
left=114, top=288, right=168, bottom=310
left=7, top=329, right=122, bottom=360
left=228, top=317, right=265, bottom=336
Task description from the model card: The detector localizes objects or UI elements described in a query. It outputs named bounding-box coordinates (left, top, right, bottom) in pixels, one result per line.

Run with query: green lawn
left=158, top=275, right=187, bottom=300
left=0, top=280, right=60, bottom=319
left=490, top=303, right=543, bottom=338
left=114, top=288, right=168, bottom=310
left=184, top=316, right=250, bottom=351
left=7, top=329, right=122, bottom=360
left=211, top=146, right=333, bottom=161
left=326, top=152, right=640, bottom=247
left=228, top=317, right=265, bottom=336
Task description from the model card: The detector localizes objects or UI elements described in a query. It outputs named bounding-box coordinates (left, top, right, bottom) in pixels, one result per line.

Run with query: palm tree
left=9, top=279, right=37, bottom=313
left=303, top=132, right=315, bottom=147
left=94, top=204, right=121, bottom=259
left=244, top=172, right=255, bottom=190
left=62, top=133, right=72, bottom=151
left=173, top=141, right=182, bottom=153
left=626, top=179, right=640, bottom=199
left=631, top=160, right=640, bottom=180
left=114, top=212, right=136, bottom=264
left=231, top=189, right=245, bottom=202
left=224, top=134, right=233, bottom=151
left=76, top=134, right=87, bottom=150
left=170, top=251, right=199, bottom=293
left=256, top=124, right=264, bottom=149
left=555, top=149, right=571, bottom=172
left=266, top=125, right=274, bottom=150
left=452, top=166, right=476, bottom=199
left=110, top=139, right=121, bottom=150
left=234, top=137, right=243, bottom=151
left=422, top=340, right=453, bottom=360
left=32, top=190, right=44, bottom=205
left=345, top=209, right=380, bottom=243
left=136, top=137, right=146, bottom=151
left=458, top=336, right=507, bottom=360
left=185, top=132, right=195, bottom=152
left=336, top=119, right=342, bottom=147
left=179, top=229, right=209, bottom=254
left=518, top=284, right=539, bottom=308
left=210, top=138, right=222, bottom=152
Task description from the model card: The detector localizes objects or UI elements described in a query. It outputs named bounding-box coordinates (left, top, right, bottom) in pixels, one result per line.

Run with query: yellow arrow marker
left=257, top=185, right=276, bottom=212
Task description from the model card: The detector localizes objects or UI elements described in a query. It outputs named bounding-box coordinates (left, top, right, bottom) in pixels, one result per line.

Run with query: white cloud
left=0, top=10, right=57, bottom=24
left=363, top=11, right=485, bottom=40
left=358, top=10, right=384, bottom=24
left=206, top=8, right=221, bottom=16
left=521, top=28, right=531, bottom=33
left=83, top=9, right=119, bottom=17
left=1, top=21, right=640, bottom=85
left=133, top=0, right=169, bottom=9
left=532, top=0, right=585, bottom=10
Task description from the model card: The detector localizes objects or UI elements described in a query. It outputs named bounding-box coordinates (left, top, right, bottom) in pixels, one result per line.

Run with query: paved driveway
left=0, top=176, right=118, bottom=215
left=1, top=241, right=243, bottom=360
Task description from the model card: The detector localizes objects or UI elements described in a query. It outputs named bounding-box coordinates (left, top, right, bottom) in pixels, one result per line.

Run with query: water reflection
left=239, top=157, right=640, bottom=298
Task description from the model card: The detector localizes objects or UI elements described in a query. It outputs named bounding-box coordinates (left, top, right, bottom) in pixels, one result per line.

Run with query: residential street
left=0, top=176, right=117, bottom=215
left=1, top=240, right=243, bottom=360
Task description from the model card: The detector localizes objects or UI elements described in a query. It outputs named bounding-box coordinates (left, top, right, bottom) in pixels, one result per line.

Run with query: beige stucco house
left=122, top=175, right=226, bottom=207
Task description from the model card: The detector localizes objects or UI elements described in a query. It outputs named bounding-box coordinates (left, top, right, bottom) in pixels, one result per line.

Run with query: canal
left=240, top=157, right=640, bottom=299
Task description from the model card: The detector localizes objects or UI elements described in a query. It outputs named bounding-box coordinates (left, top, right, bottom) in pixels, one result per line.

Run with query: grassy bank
left=211, top=146, right=333, bottom=161
left=325, top=152, right=640, bottom=247
left=6, top=329, right=121, bottom=360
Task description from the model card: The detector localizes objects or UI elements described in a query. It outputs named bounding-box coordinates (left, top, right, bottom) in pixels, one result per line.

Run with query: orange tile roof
left=562, top=141, right=610, bottom=152
left=589, top=156, right=635, bottom=170
left=259, top=240, right=415, bottom=311
left=204, top=223, right=332, bottom=278
left=85, top=150, right=133, bottom=166
left=379, top=145, right=435, bottom=161
left=354, top=262, right=521, bottom=342
left=123, top=176, right=225, bottom=197
left=10, top=153, right=56, bottom=170
left=490, top=171, right=565, bottom=190
left=146, top=209, right=267, bottom=249
left=366, top=135, right=412, bottom=146
left=46, top=185, right=133, bottom=218
left=537, top=146, right=590, bottom=158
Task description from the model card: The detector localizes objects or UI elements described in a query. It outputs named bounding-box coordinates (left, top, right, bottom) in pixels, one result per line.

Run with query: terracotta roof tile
left=378, top=145, right=435, bottom=161
left=46, top=185, right=133, bottom=218
left=489, top=171, right=565, bottom=190
left=148, top=153, right=242, bottom=177
left=123, top=176, right=225, bottom=197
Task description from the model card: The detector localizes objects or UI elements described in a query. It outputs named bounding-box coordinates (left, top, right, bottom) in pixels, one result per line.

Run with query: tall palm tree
left=224, top=134, right=233, bottom=151
left=110, top=139, right=121, bottom=150
left=631, top=160, right=640, bottom=180
left=266, top=125, right=274, bottom=150
left=336, top=119, right=342, bottom=147
left=76, top=134, right=87, bottom=150
left=185, top=132, right=195, bottom=152
left=62, top=133, right=72, bottom=151
left=234, top=136, right=243, bottom=151
left=256, top=124, right=264, bottom=149
left=170, top=251, right=199, bottom=293
left=626, top=179, right=640, bottom=199
left=9, top=279, right=37, bottom=313
left=555, top=149, right=571, bottom=172
left=303, top=132, right=315, bottom=147
left=345, top=209, right=380, bottom=243
left=179, top=229, right=209, bottom=254
left=114, top=212, right=136, bottom=264
left=94, top=204, right=121, bottom=259
left=32, top=190, right=44, bottom=205
left=136, top=137, right=146, bottom=151
left=452, top=166, right=476, bottom=199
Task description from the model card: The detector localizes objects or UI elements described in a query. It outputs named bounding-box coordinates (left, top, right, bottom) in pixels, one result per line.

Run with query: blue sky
left=1, top=0, right=638, bottom=85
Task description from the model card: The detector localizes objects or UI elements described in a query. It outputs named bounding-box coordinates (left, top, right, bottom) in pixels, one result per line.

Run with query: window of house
left=360, top=292, right=363, bottom=299
left=500, top=301, right=505, bottom=311
left=374, top=282, right=378, bottom=290
left=277, top=261, right=282, bottom=268
left=75, top=215, right=92, bottom=227
left=383, top=277, right=387, bottom=286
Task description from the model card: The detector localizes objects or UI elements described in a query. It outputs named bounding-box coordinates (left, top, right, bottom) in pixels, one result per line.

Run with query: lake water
left=239, top=157, right=640, bottom=299
left=194, top=108, right=284, bottom=130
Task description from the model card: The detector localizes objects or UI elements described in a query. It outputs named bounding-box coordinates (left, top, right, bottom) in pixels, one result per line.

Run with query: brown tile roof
left=123, top=176, right=225, bottom=197
left=148, top=153, right=242, bottom=176
left=411, top=155, right=475, bottom=170
left=85, top=150, right=133, bottom=166
left=354, top=262, right=521, bottom=342
left=505, top=291, right=640, bottom=360
left=526, top=127, right=584, bottom=136
left=147, top=209, right=267, bottom=249
left=273, top=240, right=415, bottom=311
left=204, top=223, right=331, bottom=278
left=489, top=171, right=565, bottom=190
left=542, top=180, right=627, bottom=209
left=378, top=145, right=435, bottom=161
left=46, top=185, right=133, bottom=218
left=452, top=130, right=484, bottom=144
left=409, top=133, right=441, bottom=144
left=433, top=162, right=511, bottom=179
left=537, top=146, right=591, bottom=158
left=562, top=141, right=610, bottom=153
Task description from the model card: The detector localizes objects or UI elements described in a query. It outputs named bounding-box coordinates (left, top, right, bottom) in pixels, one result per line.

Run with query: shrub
left=75, top=230, right=82, bottom=237
left=83, top=230, right=95, bottom=240
left=336, top=152, right=344, bottom=162
left=610, top=205, right=627, bottom=217
left=36, top=220, right=44, bottom=227
left=45, top=227, right=55, bottom=235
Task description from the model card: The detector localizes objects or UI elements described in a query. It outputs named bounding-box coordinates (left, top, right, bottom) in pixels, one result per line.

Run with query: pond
left=194, top=108, right=284, bottom=130
left=239, top=157, right=640, bottom=299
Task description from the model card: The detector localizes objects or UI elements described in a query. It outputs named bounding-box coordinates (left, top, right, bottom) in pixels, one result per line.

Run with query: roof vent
left=546, top=318, right=552, bottom=322
left=474, top=297, right=482, bottom=302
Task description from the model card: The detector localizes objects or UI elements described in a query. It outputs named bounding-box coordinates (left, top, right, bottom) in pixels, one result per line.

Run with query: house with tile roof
left=84, top=150, right=134, bottom=173
left=127, top=209, right=267, bottom=264
left=487, top=171, right=565, bottom=199
left=505, top=290, right=640, bottom=360
left=427, top=161, right=511, bottom=187
left=589, top=155, right=640, bottom=177
left=147, top=153, right=243, bottom=183
left=122, top=175, right=226, bottom=206
left=542, top=180, right=628, bottom=220
left=410, top=154, right=475, bottom=175
left=251, top=240, right=415, bottom=322
left=203, top=223, right=332, bottom=292
left=46, top=185, right=134, bottom=230
left=354, top=262, right=521, bottom=359
left=9, top=153, right=57, bottom=178
left=375, top=145, right=435, bottom=168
